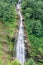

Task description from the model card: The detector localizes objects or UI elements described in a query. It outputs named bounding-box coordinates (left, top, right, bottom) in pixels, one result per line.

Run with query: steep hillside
left=0, top=0, right=19, bottom=65
left=21, top=0, right=43, bottom=65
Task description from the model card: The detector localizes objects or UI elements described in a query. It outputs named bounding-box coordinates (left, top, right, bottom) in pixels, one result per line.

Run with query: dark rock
left=25, top=49, right=30, bottom=59
left=22, top=18, right=24, bottom=22
left=11, top=37, right=15, bottom=42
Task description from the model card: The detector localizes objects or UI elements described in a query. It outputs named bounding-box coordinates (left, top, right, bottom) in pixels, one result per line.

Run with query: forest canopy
left=0, top=0, right=18, bottom=22
left=21, top=0, right=43, bottom=64
left=21, top=0, right=43, bottom=36
left=0, top=0, right=43, bottom=65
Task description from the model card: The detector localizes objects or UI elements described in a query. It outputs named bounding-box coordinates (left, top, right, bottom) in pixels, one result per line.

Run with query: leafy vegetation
left=6, top=60, right=21, bottom=65
left=0, top=0, right=18, bottom=65
left=0, top=0, right=43, bottom=65
left=0, top=0, right=17, bottom=22
left=25, top=58, right=37, bottom=65
left=21, top=0, right=43, bottom=65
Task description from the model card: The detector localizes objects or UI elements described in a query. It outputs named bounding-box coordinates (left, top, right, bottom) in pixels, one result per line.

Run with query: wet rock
left=24, top=40, right=28, bottom=43
left=25, top=48, right=30, bottom=59
left=22, top=18, right=24, bottom=22
left=23, top=26, right=26, bottom=30
left=24, top=35, right=26, bottom=37
left=24, top=35, right=28, bottom=39
left=24, top=35, right=26, bottom=39
left=24, top=35, right=26, bottom=38
left=11, top=37, right=15, bottom=42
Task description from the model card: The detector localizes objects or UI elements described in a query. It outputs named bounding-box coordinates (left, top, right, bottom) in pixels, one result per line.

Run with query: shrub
left=25, top=58, right=37, bottom=65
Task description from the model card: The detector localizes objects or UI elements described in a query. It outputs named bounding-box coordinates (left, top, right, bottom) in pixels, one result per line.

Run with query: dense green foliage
left=0, top=0, right=18, bottom=65
left=0, top=0, right=43, bottom=65
left=25, top=59, right=37, bottom=65
left=21, top=0, right=43, bottom=36
left=0, top=0, right=18, bottom=22
left=0, top=0, right=18, bottom=5
left=21, top=0, right=43, bottom=65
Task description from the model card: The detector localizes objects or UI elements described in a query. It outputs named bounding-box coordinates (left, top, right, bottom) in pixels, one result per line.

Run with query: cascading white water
left=16, top=0, right=25, bottom=65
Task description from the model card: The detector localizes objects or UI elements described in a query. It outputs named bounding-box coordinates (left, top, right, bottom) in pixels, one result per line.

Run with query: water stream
left=16, top=0, right=25, bottom=65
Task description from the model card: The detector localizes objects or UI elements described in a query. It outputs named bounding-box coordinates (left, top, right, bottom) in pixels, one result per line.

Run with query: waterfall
left=16, top=0, right=25, bottom=65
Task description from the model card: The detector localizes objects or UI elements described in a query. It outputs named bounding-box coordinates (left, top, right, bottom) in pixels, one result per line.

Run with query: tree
left=0, top=0, right=16, bottom=22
